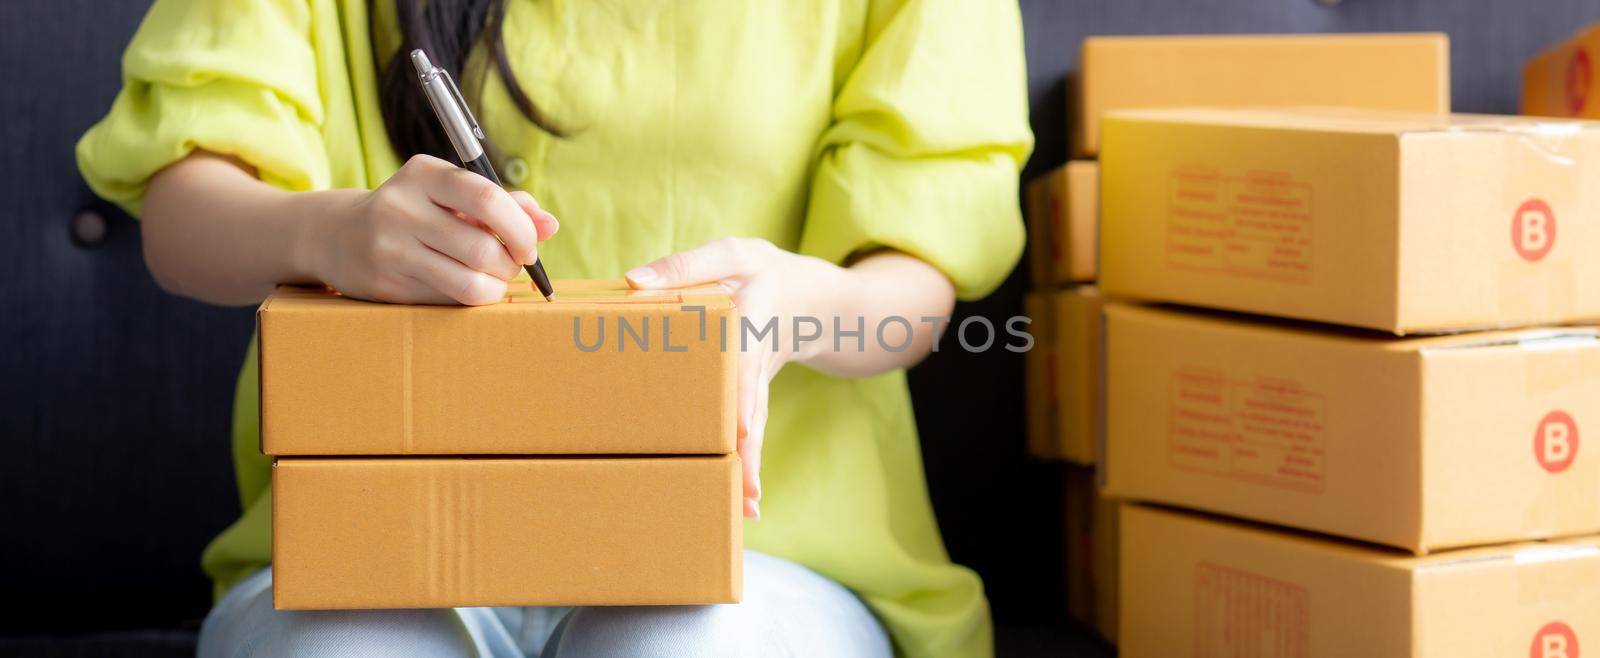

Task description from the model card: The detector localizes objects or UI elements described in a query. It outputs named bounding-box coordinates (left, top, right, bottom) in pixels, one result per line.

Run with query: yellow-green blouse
left=77, top=1, right=1030, bottom=655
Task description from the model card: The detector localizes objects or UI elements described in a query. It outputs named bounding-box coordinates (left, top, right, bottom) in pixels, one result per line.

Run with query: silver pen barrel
left=410, top=50, right=485, bottom=163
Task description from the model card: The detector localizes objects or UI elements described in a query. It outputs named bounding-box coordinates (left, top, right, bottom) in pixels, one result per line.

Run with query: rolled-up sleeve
left=76, top=0, right=330, bottom=217
left=799, top=0, right=1033, bottom=301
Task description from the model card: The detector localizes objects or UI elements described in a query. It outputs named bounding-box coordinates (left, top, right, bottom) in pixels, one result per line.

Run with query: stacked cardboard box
left=1103, top=303, right=1600, bottom=551
left=1073, top=33, right=1450, bottom=158
left=1099, top=107, right=1600, bottom=655
left=1024, top=286, right=1104, bottom=464
left=1062, top=467, right=1118, bottom=642
left=1023, top=33, right=1451, bottom=645
left=1121, top=505, right=1600, bottom=658
left=1524, top=22, right=1600, bottom=119
left=1028, top=34, right=1452, bottom=455
left=1026, top=161, right=1100, bottom=290
left=1098, top=109, right=1600, bottom=333
left=1023, top=167, right=1111, bottom=643
left=262, top=280, right=743, bottom=609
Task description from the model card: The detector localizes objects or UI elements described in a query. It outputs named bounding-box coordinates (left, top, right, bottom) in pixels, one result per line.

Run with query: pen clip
left=438, top=69, right=486, bottom=142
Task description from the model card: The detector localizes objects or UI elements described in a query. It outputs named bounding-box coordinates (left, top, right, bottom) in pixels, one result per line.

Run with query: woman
left=78, top=0, right=1030, bottom=655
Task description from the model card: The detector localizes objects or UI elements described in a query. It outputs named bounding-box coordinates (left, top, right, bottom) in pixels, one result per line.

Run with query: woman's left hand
left=626, top=238, right=840, bottom=520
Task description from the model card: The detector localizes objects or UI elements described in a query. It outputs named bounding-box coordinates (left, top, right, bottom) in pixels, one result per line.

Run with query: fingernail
left=745, top=498, right=762, bottom=520
left=533, top=220, right=559, bottom=242
left=626, top=266, right=658, bottom=285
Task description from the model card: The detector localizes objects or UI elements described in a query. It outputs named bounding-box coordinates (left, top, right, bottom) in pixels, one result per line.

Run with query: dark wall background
left=2, top=0, right=1599, bottom=639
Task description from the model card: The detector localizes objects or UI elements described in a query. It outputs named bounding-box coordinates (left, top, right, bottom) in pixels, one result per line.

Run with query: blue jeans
left=198, top=550, right=892, bottom=657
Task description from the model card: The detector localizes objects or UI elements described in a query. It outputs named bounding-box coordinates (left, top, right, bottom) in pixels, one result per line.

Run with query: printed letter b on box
left=1532, top=621, right=1578, bottom=658
left=1535, top=411, right=1580, bottom=474
left=1513, top=198, right=1557, bottom=262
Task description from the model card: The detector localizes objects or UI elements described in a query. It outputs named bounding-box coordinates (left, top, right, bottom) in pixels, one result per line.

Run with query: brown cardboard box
left=1524, top=23, right=1600, bottom=119
left=273, top=454, right=742, bottom=609
left=1064, top=466, right=1119, bottom=645
left=1121, top=504, right=1600, bottom=658
left=1103, top=302, right=1600, bottom=553
left=1100, top=109, right=1600, bottom=334
left=1024, top=291, right=1057, bottom=460
left=1075, top=33, right=1449, bottom=156
left=259, top=281, right=737, bottom=455
left=1026, top=161, right=1099, bottom=286
left=1025, top=287, right=1105, bottom=464
left=1052, top=287, right=1106, bottom=466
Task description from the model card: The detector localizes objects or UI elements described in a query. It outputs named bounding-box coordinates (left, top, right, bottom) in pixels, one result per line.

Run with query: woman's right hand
left=304, top=154, right=559, bottom=305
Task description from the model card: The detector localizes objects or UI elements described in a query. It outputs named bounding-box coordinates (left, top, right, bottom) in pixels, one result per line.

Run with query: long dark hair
left=376, top=0, right=566, bottom=163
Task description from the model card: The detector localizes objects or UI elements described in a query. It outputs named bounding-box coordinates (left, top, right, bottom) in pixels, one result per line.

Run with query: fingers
left=413, top=207, right=523, bottom=281
left=740, top=385, right=770, bottom=519
left=510, top=191, right=560, bottom=242
left=737, top=357, right=771, bottom=520
left=626, top=238, right=770, bottom=289
left=363, top=276, right=458, bottom=306
left=400, top=239, right=509, bottom=306
left=746, top=372, right=770, bottom=512
left=736, top=354, right=758, bottom=513
left=410, top=156, right=541, bottom=266
left=737, top=352, right=759, bottom=440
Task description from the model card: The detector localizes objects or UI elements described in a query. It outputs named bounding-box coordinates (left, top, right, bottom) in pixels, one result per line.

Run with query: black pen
left=411, top=49, right=555, bottom=302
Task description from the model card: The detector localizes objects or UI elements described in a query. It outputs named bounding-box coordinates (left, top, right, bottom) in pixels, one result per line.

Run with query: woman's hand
left=625, top=239, right=954, bottom=519
left=626, top=238, right=842, bottom=519
left=304, top=154, right=560, bottom=305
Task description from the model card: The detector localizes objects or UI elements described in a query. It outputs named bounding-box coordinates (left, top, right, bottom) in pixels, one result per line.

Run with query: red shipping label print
left=1532, top=621, right=1579, bottom=658
left=1195, top=563, right=1310, bottom=658
left=1535, top=410, right=1580, bottom=474
left=1512, top=198, right=1558, bottom=263
left=1169, top=368, right=1327, bottom=493
left=1166, top=167, right=1315, bottom=282
left=1570, top=48, right=1592, bottom=115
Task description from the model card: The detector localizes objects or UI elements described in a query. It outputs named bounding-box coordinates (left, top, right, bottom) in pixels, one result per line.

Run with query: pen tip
left=543, top=293, right=555, bottom=302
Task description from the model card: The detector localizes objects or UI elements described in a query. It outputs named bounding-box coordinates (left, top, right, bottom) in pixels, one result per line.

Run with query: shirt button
left=71, top=210, right=108, bottom=246
left=503, top=157, right=530, bottom=186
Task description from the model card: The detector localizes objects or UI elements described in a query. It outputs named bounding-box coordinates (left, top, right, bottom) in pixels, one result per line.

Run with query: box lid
left=259, top=280, right=738, bottom=456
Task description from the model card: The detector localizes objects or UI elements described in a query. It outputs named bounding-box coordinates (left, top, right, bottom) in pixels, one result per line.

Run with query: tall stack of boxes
left=261, top=280, right=743, bottom=609
left=1023, top=82, right=1108, bottom=647
left=1026, top=33, right=1467, bottom=647
left=1091, top=39, right=1600, bottom=655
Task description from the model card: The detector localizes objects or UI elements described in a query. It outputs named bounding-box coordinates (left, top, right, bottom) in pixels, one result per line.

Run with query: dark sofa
left=3, top=0, right=1595, bottom=655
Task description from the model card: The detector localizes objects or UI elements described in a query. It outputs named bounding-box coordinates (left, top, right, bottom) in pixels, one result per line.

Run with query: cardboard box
left=1024, top=291, right=1057, bottom=460
left=1103, top=302, right=1600, bottom=553
left=273, top=454, right=742, bottom=609
left=1025, top=286, right=1105, bottom=464
left=1026, top=161, right=1099, bottom=286
left=1100, top=109, right=1600, bottom=334
left=259, top=281, right=737, bottom=455
left=1075, top=33, right=1449, bottom=156
left=1524, top=23, right=1600, bottom=119
left=1121, top=504, right=1600, bottom=658
left=1064, top=465, right=1119, bottom=645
